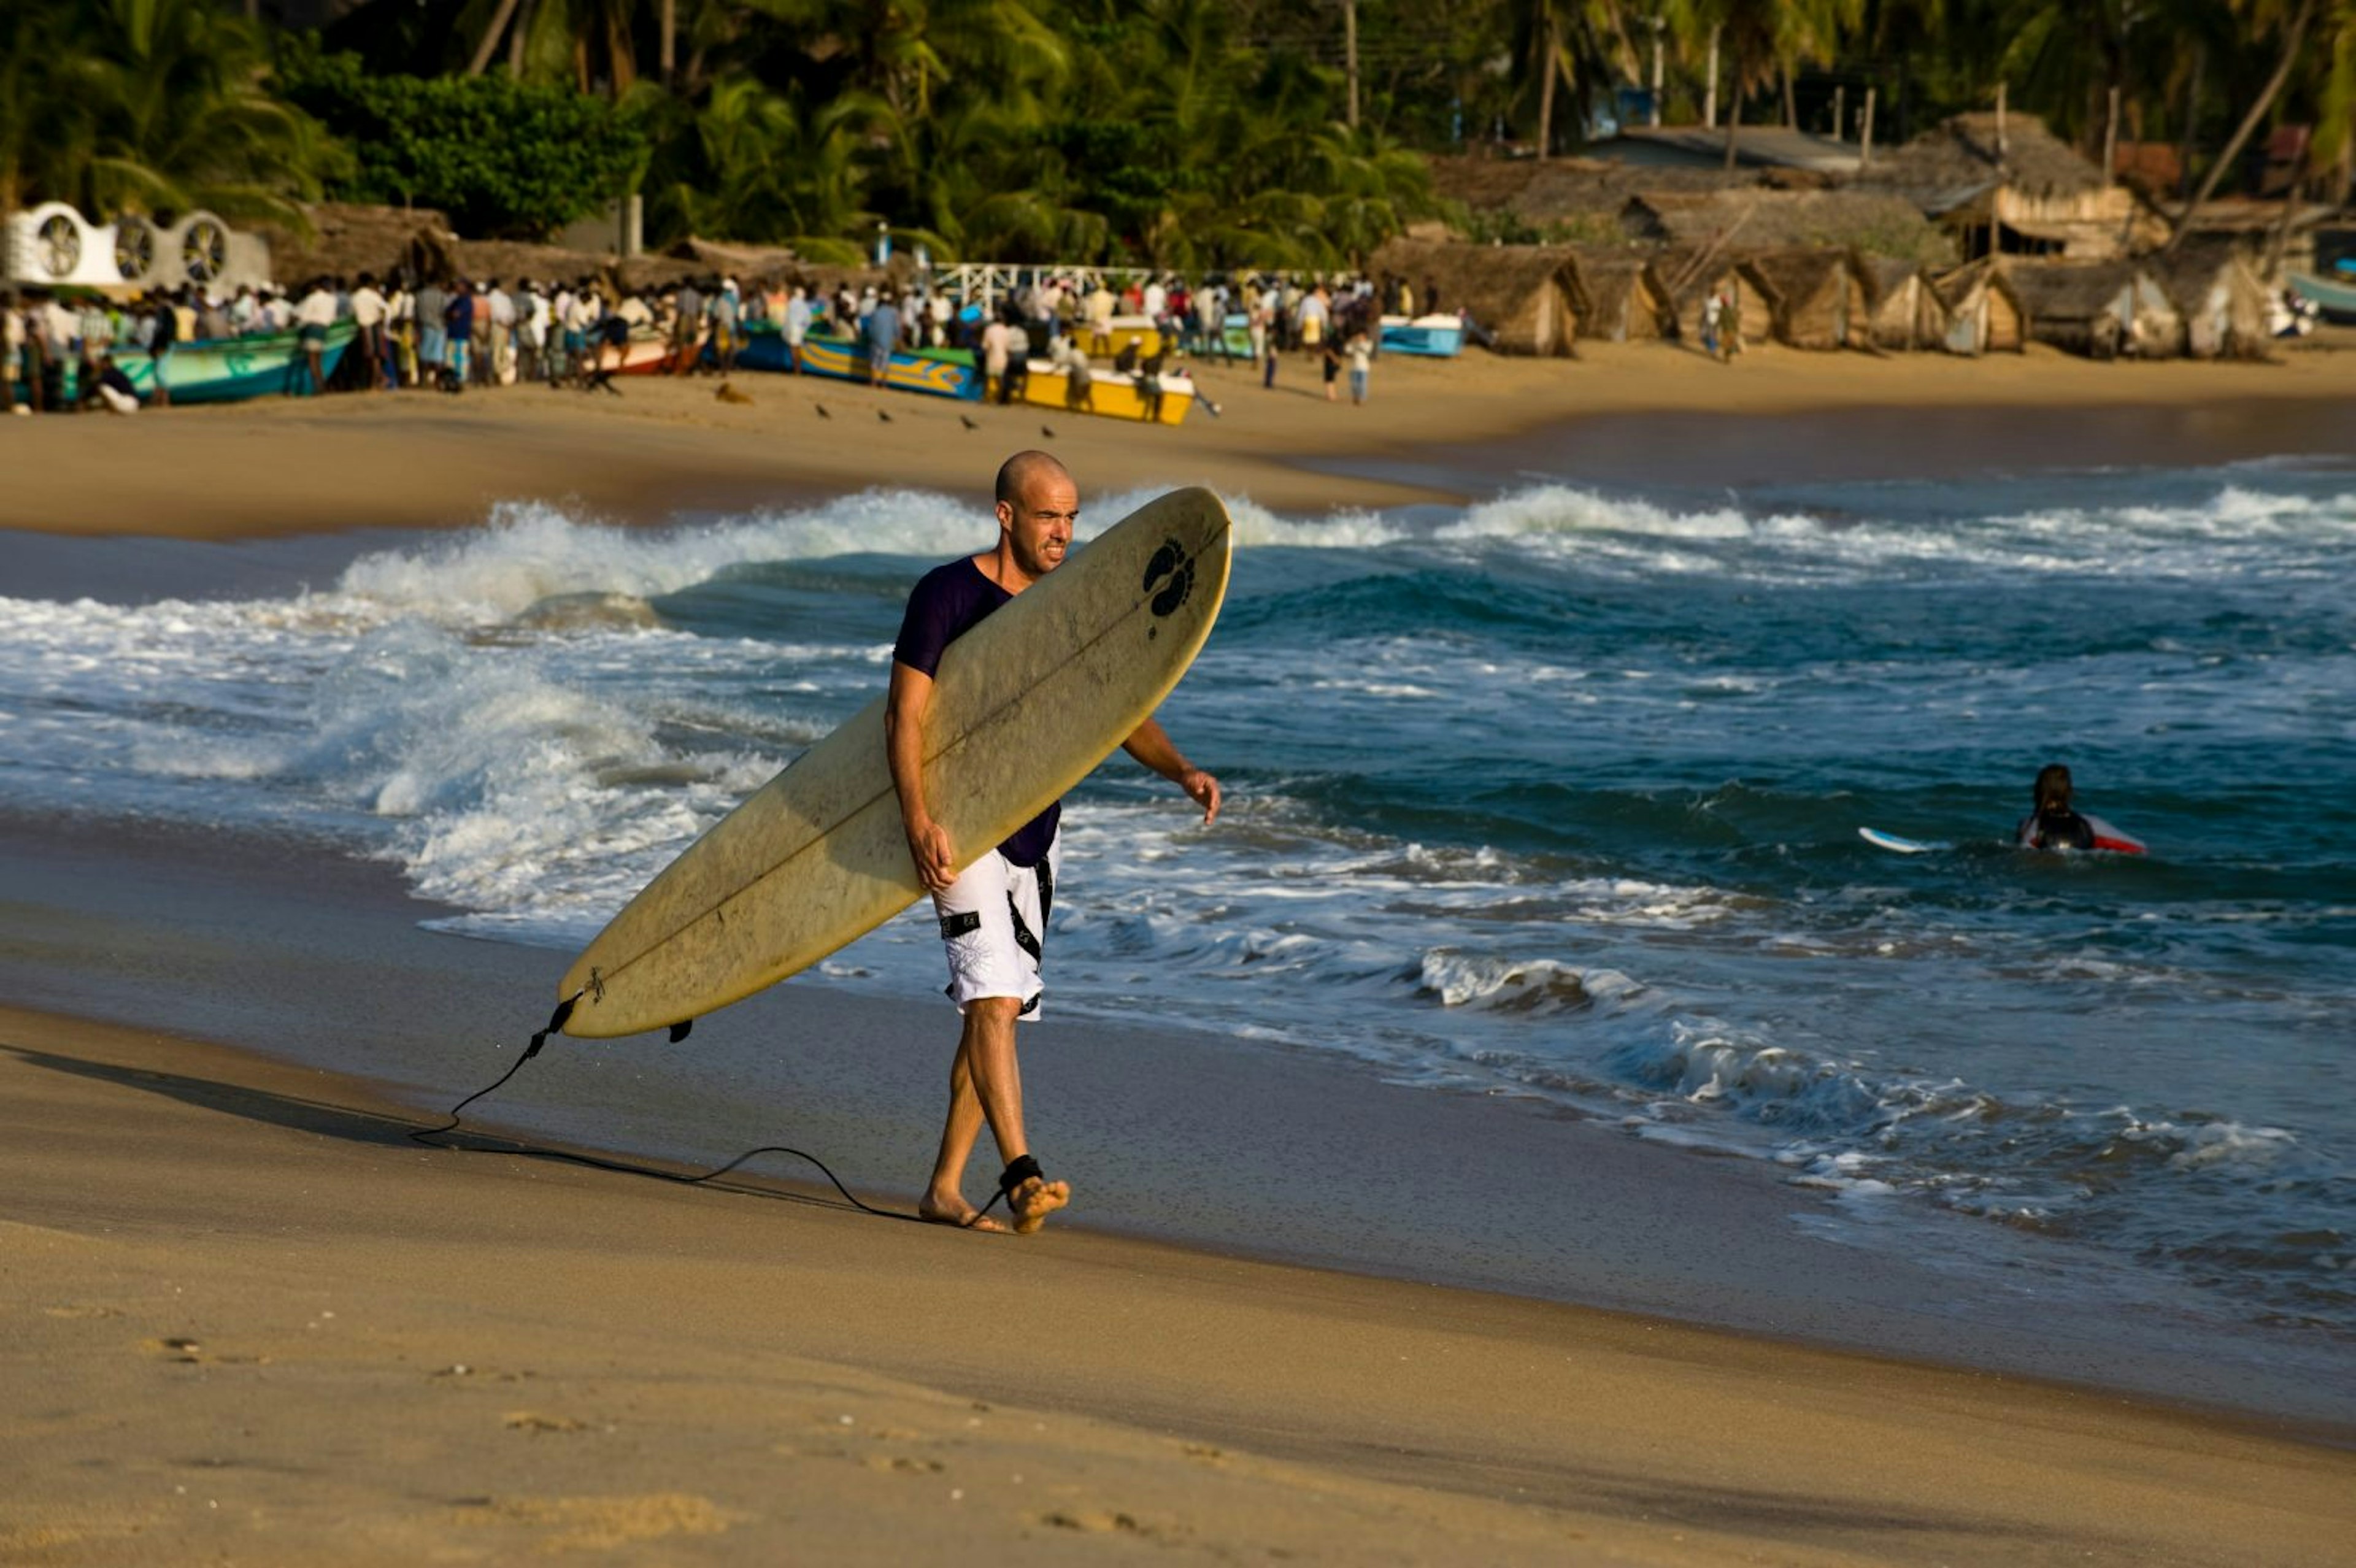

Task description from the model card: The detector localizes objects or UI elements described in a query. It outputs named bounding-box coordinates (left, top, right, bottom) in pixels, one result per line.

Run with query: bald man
left=886, top=452, right=1222, bottom=1234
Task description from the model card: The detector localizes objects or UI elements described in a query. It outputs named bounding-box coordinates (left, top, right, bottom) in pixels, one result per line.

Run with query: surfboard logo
left=1142, top=538, right=1195, bottom=618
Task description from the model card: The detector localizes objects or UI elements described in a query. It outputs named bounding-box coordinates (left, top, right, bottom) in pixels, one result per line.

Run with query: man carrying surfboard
left=887, top=450, right=1223, bottom=1234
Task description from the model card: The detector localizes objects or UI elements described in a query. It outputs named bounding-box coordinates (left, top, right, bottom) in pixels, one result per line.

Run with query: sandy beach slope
left=2, top=334, right=2352, bottom=537
left=7, top=1005, right=2355, bottom=1567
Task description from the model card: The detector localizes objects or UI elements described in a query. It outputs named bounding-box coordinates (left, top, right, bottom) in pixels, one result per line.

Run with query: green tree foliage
left=12, top=0, right=2352, bottom=267
left=4, top=0, right=343, bottom=228
left=277, top=44, right=649, bottom=237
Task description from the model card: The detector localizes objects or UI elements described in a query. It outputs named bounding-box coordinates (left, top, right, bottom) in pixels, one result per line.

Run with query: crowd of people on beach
left=4, top=266, right=1441, bottom=416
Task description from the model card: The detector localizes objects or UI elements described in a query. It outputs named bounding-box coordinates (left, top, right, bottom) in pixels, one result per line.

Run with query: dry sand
left=6, top=340, right=2356, bottom=1564
left=4, top=333, right=2353, bottom=538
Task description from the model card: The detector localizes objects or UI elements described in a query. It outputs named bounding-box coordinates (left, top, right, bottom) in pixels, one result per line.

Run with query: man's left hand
left=1179, top=768, right=1221, bottom=826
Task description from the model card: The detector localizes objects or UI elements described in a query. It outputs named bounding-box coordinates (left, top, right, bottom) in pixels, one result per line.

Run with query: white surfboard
left=558, top=487, right=1233, bottom=1038
left=1859, top=827, right=1939, bottom=855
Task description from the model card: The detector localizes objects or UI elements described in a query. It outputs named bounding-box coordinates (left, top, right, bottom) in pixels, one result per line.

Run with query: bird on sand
left=877, top=408, right=893, bottom=423
left=960, top=414, right=979, bottom=431
left=1040, top=425, right=1056, bottom=438
left=814, top=403, right=831, bottom=419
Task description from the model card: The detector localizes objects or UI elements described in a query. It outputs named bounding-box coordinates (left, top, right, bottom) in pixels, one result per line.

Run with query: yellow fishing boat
left=1015, top=359, right=1195, bottom=426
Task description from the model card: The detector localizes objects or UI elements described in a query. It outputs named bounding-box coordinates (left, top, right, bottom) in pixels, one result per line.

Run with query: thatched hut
left=1368, top=238, right=1580, bottom=356
left=1736, top=248, right=1871, bottom=350
left=1562, top=248, right=1673, bottom=341
left=2003, top=259, right=2181, bottom=359
left=1657, top=247, right=1776, bottom=350
left=1619, top=188, right=1949, bottom=266
left=2150, top=244, right=2271, bottom=361
left=1930, top=259, right=2027, bottom=355
left=260, top=202, right=456, bottom=285
left=1857, top=112, right=2165, bottom=261
left=1856, top=255, right=1949, bottom=351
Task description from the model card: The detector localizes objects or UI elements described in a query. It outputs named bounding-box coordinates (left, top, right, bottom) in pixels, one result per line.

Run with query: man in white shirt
left=980, top=315, right=1013, bottom=404
left=520, top=279, right=550, bottom=382
left=784, top=285, right=811, bottom=374
left=294, top=278, right=339, bottom=396
left=349, top=272, right=388, bottom=392
left=487, top=279, right=517, bottom=384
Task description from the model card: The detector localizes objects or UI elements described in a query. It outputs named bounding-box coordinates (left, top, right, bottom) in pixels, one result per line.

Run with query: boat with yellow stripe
left=1014, top=359, right=1195, bottom=426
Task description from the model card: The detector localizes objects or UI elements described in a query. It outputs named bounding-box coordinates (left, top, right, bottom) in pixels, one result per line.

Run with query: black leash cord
left=410, top=997, right=914, bottom=1223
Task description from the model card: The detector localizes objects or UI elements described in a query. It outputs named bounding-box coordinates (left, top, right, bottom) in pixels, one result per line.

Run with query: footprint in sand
left=504, top=1412, right=590, bottom=1434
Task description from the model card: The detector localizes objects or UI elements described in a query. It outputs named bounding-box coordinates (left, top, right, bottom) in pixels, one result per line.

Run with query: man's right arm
left=887, top=659, right=957, bottom=893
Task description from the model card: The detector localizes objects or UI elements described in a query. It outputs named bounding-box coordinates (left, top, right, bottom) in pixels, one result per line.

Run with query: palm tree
left=32, top=0, right=339, bottom=226
left=2168, top=0, right=2320, bottom=250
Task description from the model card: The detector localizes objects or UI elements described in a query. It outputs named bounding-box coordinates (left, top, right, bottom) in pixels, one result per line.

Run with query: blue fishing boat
left=2287, top=272, right=2356, bottom=326
left=1378, top=313, right=1466, bottom=357
left=734, top=326, right=981, bottom=400
left=110, top=323, right=358, bottom=404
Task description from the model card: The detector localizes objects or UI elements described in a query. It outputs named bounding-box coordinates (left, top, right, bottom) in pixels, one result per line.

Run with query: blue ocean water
left=3, top=460, right=2351, bottom=1341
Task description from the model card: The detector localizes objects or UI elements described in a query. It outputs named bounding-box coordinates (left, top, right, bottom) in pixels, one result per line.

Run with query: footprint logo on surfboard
left=1142, top=538, right=1195, bottom=619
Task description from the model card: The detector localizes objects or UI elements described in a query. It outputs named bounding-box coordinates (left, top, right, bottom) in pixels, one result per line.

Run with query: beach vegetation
left=275, top=43, right=651, bottom=239
left=3, top=0, right=345, bottom=231
left=4, top=0, right=2350, bottom=267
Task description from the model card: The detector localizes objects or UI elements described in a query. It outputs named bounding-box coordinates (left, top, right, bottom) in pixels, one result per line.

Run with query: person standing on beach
left=888, top=450, right=1222, bottom=1234
left=866, top=290, right=902, bottom=388
left=1345, top=327, right=1371, bottom=406
left=414, top=277, right=448, bottom=390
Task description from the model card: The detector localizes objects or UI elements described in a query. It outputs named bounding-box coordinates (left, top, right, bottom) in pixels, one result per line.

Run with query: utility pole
left=1704, top=25, right=1720, bottom=128
left=2103, top=85, right=2120, bottom=186
left=1860, top=87, right=1876, bottom=168
left=1344, top=0, right=1360, bottom=130
left=1833, top=85, right=1846, bottom=141
left=1649, top=13, right=1664, bottom=128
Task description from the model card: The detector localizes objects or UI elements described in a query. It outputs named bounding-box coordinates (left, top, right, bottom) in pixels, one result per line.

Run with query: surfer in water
left=2016, top=763, right=2145, bottom=854
left=887, top=450, right=1222, bottom=1234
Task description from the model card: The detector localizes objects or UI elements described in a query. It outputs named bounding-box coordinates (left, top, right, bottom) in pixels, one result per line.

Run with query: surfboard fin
left=668, top=1019, right=693, bottom=1043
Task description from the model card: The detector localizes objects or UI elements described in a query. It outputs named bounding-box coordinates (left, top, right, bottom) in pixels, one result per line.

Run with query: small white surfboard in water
left=557, top=486, right=1233, bottom=1039
left=1859, top=827, right=1940, bottom=855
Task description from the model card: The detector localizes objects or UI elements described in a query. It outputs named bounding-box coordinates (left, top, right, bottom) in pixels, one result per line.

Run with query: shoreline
left=2, top=337, right=2352, bottom=540
left=4, top=805, right=2354, bottom=1441
left=7, top=992, right=2356, bottom=1563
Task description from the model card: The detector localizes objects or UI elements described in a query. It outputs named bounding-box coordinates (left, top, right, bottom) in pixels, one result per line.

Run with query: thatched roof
left=1432, top=154, right=1784, bottom=219
left=1858, top=112, right=2109, bottom=212
left=668, top=237, right=804, bottom=285
left=1619, top=188, right=1950, bottom=265
left=1652, top=243, right=1754, bottom=307
left=2000, top=258, right=2139, bottom=321
left=1739, top=248, right=1862, bottom=304
left=259, top=202, right=454, bottom=285
left=1367, top=237, right=1579, bottom=354
left=1856, top=253, right=1923, bottom=308
left=448, top=238, right=616, bottom=290
left=2145, top=238, right=2259, bottom=306
left=1563, top=246, right=1659, bottom=299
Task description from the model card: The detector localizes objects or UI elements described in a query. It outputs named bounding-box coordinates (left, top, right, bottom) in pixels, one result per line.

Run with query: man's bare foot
left=1007, top=1175, right=1071, bottom=1236
left=918, top=1194, right=1007, bottom=1233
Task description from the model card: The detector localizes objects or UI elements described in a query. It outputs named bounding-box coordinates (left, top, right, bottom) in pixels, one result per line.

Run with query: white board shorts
left=933, top=836, right=1058, bottom=1019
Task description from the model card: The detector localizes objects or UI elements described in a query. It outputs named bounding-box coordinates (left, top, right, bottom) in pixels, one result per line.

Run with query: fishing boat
left=1377, top=313, right=1466, bottom=357
left=734, top=325, right=981, bottom=400
left=1014, top=359, right=1195, bottom=426
left=607, top=336, right=698, bottom=374
left=2287, top=271, right=2356, bottom=326
left=112, top=322, right=358, bottom=404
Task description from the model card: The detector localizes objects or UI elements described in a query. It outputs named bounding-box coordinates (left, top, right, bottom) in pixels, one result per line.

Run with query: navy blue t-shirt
left=893, top=556, right=1060, bottom=866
